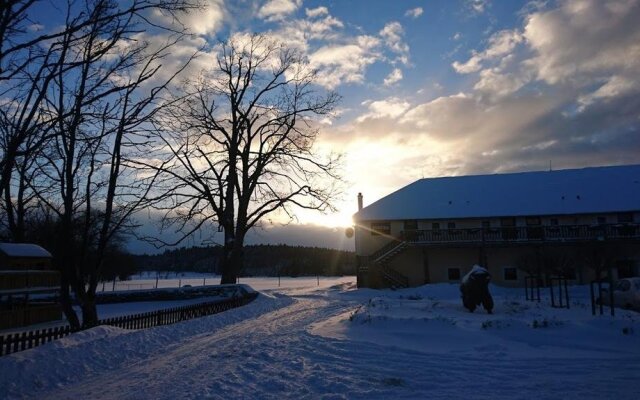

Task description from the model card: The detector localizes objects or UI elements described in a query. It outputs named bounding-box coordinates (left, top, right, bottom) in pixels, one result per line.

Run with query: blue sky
left=29, top=0, right=640, bottom=252
left=154, top=0, right=640, bottom=251
left=199, top=0, right=640, bottom=223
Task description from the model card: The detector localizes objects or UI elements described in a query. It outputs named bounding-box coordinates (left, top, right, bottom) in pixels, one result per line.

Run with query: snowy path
left=31, top=288, right=640, bottom=400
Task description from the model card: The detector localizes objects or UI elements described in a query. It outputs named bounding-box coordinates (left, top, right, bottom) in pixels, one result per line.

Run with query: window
left=597, top=216, right=607, bottom=225
left=432, top=222, right=440, bottom=231
left=503, top=267, right=518, bottom=281
left=481, top=220, right=491, bottom=229
left=447, top=222, right=456, bottom=229
left=550, top=218, right=559, bottom=226
left=500, top=217, right=515, bottom=227
left=526, top=216, right=541, bottom=226
left=618, top=213, right=633, bottom=223
left=371, top=222, right=390, bottom=236
left=404, top=220, right=418, bottom=230
left=448, top=268, right=461, bottom=281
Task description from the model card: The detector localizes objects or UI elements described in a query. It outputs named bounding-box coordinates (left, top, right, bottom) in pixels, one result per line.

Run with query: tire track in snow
left=37, top=294, right=640, bottom=400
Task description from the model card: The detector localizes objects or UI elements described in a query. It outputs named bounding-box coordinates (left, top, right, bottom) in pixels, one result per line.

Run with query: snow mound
left=53, top=325, right=127, bottom=348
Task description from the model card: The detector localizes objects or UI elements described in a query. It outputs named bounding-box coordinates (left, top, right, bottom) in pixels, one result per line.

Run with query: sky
left=31, top=0, right=640, bottom=253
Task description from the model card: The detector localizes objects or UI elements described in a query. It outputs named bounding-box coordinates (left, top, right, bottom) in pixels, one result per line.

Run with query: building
left=353, top=165, right=640, bottom=289
left=0, top=243, right=61, bottom=329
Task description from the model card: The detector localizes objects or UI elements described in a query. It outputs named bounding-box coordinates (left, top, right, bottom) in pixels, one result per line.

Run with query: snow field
left=312, top=283, right=640, bottom=360
left=102, top=274, right=355, bottom=292
left=1, top=279, right=639, bottom=399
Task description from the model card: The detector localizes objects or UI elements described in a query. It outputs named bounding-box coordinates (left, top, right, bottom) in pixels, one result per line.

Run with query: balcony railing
left=400, top=223, right=640, bottom=245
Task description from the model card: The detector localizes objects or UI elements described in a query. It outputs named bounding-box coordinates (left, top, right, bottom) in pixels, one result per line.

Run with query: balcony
left=400, top=223, right=640, bottom=246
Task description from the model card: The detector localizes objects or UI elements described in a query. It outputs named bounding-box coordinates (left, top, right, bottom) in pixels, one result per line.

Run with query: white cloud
left=452, top=29, right=523, bottom=74
left=28, top=23, right=45, bottom=32
left=309, top=35, right=382, bottom=89
left=184, top=0, right=225, bottom=35
left=450, top=0, right=640, bottom=106
left=473, top=68, right=531, bottom=99
left=452, top=54, right=482, bottom=73
left=261, top=6, right=407, bottom=90
left=577, top=75, right=639, bottom=110
left=383, top=68, right=403, bottom=86
left=318, top=0, right=640, bottom=198
left=151, top=0, right=224, bottom=36
left=379, top=22, right=410, bottom=64
left=306, top=6, right=329, bottom=18
left=356, top=97, right=411, bottom=122
left=466, top=0, right=490, bottom=15
left=258, top=0, right=302, bottom=21
left=484, top=30, right=524, bottom=58
left=405, top=7, right=424, bottom=18
left=523, top=0, right=640, bottom=86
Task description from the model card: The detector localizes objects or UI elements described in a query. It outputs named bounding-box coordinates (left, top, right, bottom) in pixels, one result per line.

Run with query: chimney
left=357, top=192, right=363, bottom=211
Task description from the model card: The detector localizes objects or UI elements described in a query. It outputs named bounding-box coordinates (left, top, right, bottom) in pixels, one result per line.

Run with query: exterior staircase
left=369, top=240, right=410, bottom=289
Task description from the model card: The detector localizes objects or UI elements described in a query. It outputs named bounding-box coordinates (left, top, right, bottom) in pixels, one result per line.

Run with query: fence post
left=608, top=269, right=615, bottom=317
left=564, top=279, right=570, bottom=309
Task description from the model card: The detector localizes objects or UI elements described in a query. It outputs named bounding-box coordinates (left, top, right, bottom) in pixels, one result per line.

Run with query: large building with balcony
left=353, top=164, right=640, bottom=289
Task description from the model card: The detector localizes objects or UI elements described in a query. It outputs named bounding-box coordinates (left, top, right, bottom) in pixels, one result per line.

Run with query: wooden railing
left=381, top=264, right=409, bottom=288
left=401, top=223, right=640, bottom=245
left=359, top=240, right=410, bottom=289
left=369, top=239, right=403, bottom=262
left=0, top=292, right=257, bottom=357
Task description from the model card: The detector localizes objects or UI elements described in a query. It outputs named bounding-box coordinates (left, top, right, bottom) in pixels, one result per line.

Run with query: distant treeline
left=134, top=245, right=356, bottom=277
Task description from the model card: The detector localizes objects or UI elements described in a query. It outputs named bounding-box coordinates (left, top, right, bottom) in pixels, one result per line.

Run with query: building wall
left=355, top=211, right=640, bottom=288
left=388, top=247, right=426, bottom=287
left=380, top=244, right=638, bottom=287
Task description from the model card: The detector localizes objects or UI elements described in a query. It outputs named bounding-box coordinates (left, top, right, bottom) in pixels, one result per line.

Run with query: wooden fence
left=0, top=292, right=257, bottom=357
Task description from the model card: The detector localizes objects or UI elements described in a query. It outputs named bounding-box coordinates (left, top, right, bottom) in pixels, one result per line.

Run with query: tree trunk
left=59, top=274, right=80, bottom=330
left=80, top=295, right=98, bottom=328
left=220, top=234, right=245, bottom=284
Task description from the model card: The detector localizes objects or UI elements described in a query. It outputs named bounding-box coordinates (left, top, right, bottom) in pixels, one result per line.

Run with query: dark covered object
left=460, top=265, right=494, bottom=313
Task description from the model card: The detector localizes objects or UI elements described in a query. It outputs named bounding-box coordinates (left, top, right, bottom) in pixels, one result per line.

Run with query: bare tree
left=142, top=34, right=342, bottom=284
left=4, top=0, right=199, bottom=328
left=0, top=0, right=199, bottom=204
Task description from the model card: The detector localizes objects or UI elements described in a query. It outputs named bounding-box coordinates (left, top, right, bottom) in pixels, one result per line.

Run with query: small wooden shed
left=0, top=243, right=61, bottom=329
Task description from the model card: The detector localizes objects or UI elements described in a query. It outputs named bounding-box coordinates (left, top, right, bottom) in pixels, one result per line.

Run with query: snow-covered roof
left=0, top=243, right=52, bottom=258
left=353, top=164, right=640, bottom=221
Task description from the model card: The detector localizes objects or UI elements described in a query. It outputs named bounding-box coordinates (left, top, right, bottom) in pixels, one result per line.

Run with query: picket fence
left=0, top=292, right=257, bottom=356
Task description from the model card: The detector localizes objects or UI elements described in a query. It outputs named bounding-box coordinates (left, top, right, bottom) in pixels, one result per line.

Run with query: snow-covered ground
left=1, top=279, right=639, bottom=399
left=102, top=273, right=354, bottom=292
left=1, top=276, right=354, bottom=333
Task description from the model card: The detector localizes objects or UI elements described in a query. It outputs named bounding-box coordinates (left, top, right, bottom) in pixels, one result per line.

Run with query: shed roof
left=353, top=164, right=640, bottom=222
left=0, top=243, right=52, bottom=258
